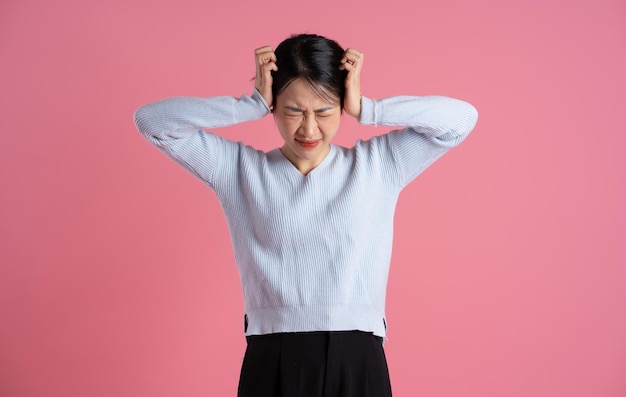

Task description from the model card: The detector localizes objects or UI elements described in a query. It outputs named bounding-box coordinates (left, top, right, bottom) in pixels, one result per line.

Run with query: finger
left=256, top=50, right=277, bottom=62
left=254, top=46, right=273, bottom=54
left=339, top=63, right=358, bottom=72
left=260, top=52, right=277, bottom=64
left=341, top=49, right=363, bottom=61
left=257, top=55, right=277, bottom=67
left=259, top=61, right=278, bottom=73
left=339, top=63, right=353, bottom=71
left=340, top=58, right=361, bottom=71
left=343, top=48, right=363, bottom=57
left=255, top=51, right=277, bottom=71
left=339, top=60, right=360, bottom=72
left=341, top=49, right=364, bottom=68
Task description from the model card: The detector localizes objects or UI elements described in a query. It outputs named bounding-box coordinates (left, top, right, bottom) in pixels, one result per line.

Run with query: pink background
left=1, top=0, right=625, bottom=396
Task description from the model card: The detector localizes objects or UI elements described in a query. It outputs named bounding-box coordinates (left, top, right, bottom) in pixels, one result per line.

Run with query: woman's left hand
left=339, top=48, right=364, bottom=119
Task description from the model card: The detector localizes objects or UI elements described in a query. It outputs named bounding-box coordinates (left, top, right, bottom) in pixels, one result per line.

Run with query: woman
left=134, top=33, right=478, bottom=397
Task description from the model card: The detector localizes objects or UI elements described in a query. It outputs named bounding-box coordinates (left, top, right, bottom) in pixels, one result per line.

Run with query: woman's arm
left=133, top=90, right=270, bottom=148
left=359, top=94, right=478, bottom=187
left=340, top=47, right=478, bottom=187
left=341, top=47, right=477, bottom=143
left=132, top=46, right=277, bottom=187
left=132, top=90, right=270, bottom=188
left=359, top=94, right=478, bottom=142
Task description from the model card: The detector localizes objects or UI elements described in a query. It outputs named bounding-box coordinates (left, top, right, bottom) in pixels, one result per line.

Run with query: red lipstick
left=296, top=140, right=320, bottom=149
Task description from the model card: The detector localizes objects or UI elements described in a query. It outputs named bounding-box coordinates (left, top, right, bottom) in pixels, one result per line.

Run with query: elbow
left=133, top=104, right=155, bottom=138
left=467, top=102, right=479, bottom=132
left=450, top=101, right=478, bottom=144
left=434, top=101, right=478, bottom=148
left=458, top=100, right=478, bottom=136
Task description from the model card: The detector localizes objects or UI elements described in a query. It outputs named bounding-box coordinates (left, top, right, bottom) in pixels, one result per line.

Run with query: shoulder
left=335, top=136, right=402, bottom=183
left=352, top=131, right=401, bottom=160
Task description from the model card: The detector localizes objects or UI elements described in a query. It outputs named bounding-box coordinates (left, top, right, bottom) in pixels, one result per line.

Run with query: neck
left=280, top=145, right=331, bottom=175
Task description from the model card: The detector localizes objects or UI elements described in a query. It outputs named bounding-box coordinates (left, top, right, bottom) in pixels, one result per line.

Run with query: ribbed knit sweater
left=134, top=89, right=478, bottom=337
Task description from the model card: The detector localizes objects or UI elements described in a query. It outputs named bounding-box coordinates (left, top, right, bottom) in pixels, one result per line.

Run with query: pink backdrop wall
left=1, top=0, right=625, bottom=396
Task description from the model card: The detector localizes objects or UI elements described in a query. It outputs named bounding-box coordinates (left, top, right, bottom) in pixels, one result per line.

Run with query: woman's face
left=274, top=78, right=341, bottom=175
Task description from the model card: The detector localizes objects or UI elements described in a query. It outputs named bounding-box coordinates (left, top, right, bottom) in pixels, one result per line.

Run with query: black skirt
left=237, top=330, right=392, bottom=397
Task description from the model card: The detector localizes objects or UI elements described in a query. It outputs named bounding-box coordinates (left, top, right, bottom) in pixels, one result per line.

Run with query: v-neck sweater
left=134, top=89, right=478, bottom=337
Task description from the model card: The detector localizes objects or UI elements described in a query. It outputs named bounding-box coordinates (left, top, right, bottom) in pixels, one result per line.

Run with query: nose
left=300, top=114, right=317, bottom=137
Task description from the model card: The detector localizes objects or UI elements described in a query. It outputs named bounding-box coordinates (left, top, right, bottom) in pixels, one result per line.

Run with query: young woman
left=134, top=33, right=478, bottom=397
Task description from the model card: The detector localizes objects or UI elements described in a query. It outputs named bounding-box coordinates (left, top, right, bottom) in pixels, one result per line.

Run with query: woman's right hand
left=254, top=46, right=277, bottom=109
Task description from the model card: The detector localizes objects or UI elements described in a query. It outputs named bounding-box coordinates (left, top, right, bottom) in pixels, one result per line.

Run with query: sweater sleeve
left=359, top=95, right=478, bottom=187
left=133, top=89, right=271, bottom=188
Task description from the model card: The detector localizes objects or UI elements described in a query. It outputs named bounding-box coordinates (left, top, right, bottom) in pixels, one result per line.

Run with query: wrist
left=346, top=94, right=362, bottom=119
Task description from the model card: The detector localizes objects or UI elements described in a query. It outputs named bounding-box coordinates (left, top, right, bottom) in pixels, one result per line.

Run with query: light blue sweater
left=134, top=89, right=477, bottom=337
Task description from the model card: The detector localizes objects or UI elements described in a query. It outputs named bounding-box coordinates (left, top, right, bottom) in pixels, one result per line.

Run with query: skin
left=255, top=45, right=364, bottom=175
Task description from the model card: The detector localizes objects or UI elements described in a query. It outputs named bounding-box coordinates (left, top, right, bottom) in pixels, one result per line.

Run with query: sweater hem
left=244, top=304, right=387, bottom=337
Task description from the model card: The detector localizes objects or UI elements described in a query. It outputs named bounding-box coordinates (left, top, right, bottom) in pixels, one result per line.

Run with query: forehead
left=277, top=78, right=340, bottom=107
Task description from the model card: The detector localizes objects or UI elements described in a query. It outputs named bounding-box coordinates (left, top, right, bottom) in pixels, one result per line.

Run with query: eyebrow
left=284, top=105, right=335, bottom=113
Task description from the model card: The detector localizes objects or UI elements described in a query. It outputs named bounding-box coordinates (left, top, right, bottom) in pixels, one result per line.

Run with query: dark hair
left=272, top=34, right=346, bottom=109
